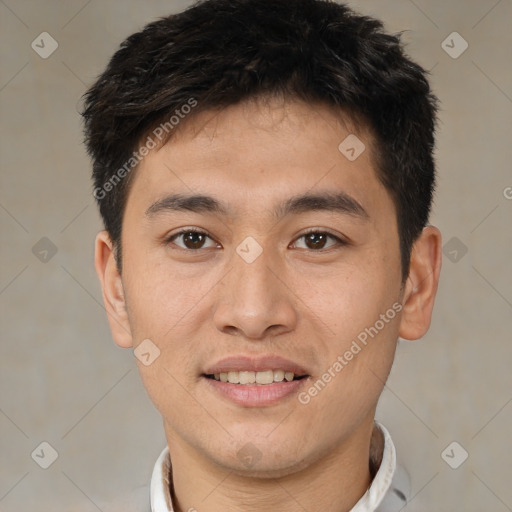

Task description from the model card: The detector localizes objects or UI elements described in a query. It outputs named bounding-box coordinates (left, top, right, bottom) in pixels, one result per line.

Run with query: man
left=81, top=0, right=442, bottom=510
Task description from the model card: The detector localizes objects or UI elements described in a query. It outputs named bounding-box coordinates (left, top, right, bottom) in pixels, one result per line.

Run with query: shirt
left=150, top=422, right=409, bottom=512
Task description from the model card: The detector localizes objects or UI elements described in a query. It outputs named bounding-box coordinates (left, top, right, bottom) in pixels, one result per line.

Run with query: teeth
left=239, top=371, right=256, bottom=384
left=227, top=371, right=239, bottom=384
left=256, top=370, right=274, bottom=384
left=212, top=370, right=303, bottom=385
left=273, top=370, right=285, bottom=382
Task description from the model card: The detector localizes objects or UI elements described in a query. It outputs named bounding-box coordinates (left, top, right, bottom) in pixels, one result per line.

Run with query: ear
left=399, top=226, right=442, bottom=341
left=94, top=230, right=133, bottom=348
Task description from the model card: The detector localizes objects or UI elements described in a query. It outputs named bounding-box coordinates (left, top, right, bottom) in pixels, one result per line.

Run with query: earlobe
left=94, top=231, right=133, bottom=348
left=398, top=226, right=442, bottom=341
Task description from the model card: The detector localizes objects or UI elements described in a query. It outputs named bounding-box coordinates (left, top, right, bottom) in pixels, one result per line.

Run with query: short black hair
left=81, top=0, right=439, bottom=280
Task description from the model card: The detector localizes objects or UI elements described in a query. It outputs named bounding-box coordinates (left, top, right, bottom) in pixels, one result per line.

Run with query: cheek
left=293, top=259, right=401, bottom=398
left=291, top=259, right=397, bottom=343
left=123, top=252, right=204, bottom=338
left=127, top=276, right=205, bottom=414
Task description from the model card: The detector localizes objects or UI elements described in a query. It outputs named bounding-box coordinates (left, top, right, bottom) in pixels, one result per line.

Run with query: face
left=99, top=98, right=414, bottom=476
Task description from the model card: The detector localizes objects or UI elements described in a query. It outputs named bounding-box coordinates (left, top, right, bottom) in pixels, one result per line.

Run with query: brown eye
left=293, top=231, right=343, bottom=251
left=168, top=230, right=217, bottom=250
left=304, top=232, right=328, bottom=249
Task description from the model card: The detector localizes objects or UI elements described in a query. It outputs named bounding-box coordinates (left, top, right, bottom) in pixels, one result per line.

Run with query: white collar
left=151, top=422, right=397, bottom=512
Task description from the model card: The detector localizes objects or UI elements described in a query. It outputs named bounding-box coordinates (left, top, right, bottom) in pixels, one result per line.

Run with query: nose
left=212, top=246, right=298, bottom=340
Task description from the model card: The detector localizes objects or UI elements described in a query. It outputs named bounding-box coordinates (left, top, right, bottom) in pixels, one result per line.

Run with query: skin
left=95, top=97, right=442, bottom=512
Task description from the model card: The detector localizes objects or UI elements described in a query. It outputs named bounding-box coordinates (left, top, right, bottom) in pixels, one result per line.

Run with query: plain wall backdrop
left=1, top=0, right=511, bottom=511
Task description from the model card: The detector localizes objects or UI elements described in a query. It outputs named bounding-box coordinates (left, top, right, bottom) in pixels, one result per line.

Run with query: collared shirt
left=150, top=422, right=409, bottom=512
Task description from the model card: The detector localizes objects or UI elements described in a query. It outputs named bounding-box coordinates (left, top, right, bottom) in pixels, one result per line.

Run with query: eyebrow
left=145, top=191, right=369, bottom=221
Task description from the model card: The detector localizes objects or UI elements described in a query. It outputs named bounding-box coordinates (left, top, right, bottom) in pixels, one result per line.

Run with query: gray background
left=1, top=0, right=511, bottom=511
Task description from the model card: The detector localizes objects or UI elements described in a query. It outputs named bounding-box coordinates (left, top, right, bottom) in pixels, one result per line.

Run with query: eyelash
left=166, top=228, right=347, bottom=251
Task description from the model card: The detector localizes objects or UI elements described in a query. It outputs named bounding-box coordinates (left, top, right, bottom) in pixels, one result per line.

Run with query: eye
left=167, top=229, right=218, bottom=250
left=166, top=228, right=346, bottom=251
left=292, top=230, right=345, bottom=250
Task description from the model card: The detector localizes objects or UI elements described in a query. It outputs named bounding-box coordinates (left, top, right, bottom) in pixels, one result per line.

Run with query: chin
left=225, top=453, right=314, bottom=479
left=205, top=435, right=316, bottom=479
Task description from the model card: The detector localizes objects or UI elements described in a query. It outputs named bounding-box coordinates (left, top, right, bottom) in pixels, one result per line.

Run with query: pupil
left=185, top=232, right=204, bottom=249
left=306, top=233, right=326, bottom=249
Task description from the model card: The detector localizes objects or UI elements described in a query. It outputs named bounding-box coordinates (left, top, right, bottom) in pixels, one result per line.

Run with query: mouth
left=203, top=370, right=309, bottom=385
left=201, top=355, right=311, bottom=407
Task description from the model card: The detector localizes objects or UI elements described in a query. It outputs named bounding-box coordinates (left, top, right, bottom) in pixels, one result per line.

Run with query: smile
left=202, top=372, right=310, bottom=407
left=205, top=369, right=308, bottom=385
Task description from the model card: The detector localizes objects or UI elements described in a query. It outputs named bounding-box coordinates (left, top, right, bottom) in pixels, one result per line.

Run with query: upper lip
left=204, top=355, right=309, bottom=376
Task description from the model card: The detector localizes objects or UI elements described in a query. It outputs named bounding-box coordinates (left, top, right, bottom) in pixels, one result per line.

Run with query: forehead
left=160, top=97, right=372, bottom=167
left=126, top=98, right=388, bottom=219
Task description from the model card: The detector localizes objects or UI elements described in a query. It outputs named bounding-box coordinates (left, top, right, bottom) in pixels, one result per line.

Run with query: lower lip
left=202, top=376, right=308, bottom=407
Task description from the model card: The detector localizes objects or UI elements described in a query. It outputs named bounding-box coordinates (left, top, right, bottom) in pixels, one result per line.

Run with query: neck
left=164, top=415, right=379, bottom=512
